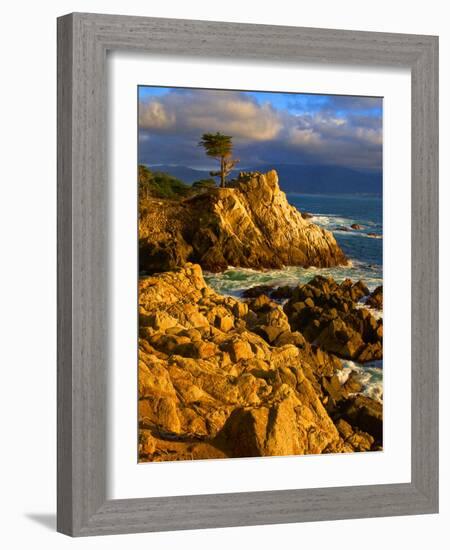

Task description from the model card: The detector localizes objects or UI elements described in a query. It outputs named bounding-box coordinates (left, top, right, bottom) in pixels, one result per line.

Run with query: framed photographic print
left=57, top=13, right=438, bottom=536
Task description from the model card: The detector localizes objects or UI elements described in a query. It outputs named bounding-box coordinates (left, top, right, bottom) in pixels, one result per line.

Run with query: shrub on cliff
left=138, top=164, right=191, bottom=199
left=191, top=178, right=217, bottom=190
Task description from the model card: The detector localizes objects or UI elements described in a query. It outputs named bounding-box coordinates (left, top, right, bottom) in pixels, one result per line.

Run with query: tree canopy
left=199, top=132, right=233, bottom=158
left=198, top=132, right=239, bottom=187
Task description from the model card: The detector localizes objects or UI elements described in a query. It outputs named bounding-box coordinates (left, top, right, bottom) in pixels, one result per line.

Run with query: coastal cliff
left=139, top=170, right=347, bottom=273
left=138, top=264, right=382, bottom=461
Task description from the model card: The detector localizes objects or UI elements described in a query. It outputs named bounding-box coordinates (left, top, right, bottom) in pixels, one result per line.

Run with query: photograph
left=0, top=2, right=442, bottom=543
left=137, top=86, right=383, bottom=462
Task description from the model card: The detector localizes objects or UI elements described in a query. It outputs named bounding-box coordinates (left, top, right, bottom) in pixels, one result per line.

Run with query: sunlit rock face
left=138, top=264, right=381, bottom=462
left=139, top=170, right=347, bottom=274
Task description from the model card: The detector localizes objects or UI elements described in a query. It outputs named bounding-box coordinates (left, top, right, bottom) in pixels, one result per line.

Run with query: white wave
left=337, top=360, right=383, bottom=403
left=355, top=301, right=383, bottom=320
left=310, top=213, right=382, bottom=239
left=310, top=214, right=356, bottom=228
left=205, top=262, right=382, bottom=298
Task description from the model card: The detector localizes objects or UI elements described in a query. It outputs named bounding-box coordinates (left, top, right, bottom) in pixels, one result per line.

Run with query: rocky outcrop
left=339, top=395, right=383, bottom=443
left=139, top=170, right=347, bottom=273
left=366, top=286, right=383, bottom=310
left=138, top=264, right=381, bottom=462
left=284, top=276, right=383, bottom=362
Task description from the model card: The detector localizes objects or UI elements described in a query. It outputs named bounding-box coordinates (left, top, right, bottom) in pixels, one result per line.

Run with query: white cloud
left=138, top=89, right=382, bottom=171
left=139, top=90, right=282, bottom=141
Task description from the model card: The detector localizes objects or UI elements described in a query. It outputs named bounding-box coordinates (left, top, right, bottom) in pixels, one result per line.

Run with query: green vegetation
left=138, top=164, right=191, bottom=199
left=191, top=178, right=217, bottom=190
left=138, top=161, right=233, bottom=202
left=139, top=132, right=240, bottom=198
left=198, top=132, right=239, bottom=187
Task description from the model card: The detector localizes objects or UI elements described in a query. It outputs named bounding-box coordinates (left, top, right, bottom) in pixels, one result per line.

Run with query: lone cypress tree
left=198, top=132, right=239, bottom=187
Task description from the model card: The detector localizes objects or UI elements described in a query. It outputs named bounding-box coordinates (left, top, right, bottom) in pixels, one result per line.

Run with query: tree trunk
left=220, top=157, right=225, bottom=187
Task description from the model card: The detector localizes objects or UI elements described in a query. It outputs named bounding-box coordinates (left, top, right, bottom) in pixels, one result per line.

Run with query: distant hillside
left=256, top=164, right=382, bottom=195
left=146, top=165, right=211, bottom=185
left=146, top=164, right=382, bottom=195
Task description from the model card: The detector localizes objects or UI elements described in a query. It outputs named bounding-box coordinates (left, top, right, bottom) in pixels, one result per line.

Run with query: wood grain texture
left=410, top=36, right=439, bottom=505
left=57, top=13, right=74, bottom=535
left=57, top=12, right=439, bottom=536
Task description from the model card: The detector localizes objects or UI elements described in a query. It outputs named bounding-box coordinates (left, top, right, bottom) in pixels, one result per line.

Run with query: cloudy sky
left=138, top=86, right=382, bottom=173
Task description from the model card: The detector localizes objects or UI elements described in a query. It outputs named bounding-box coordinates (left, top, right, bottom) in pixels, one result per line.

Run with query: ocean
left=204, top=192, right=383, bottom=403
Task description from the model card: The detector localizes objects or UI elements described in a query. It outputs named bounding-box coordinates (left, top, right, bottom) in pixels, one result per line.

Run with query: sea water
left=204, top=192, right=383, bottom=402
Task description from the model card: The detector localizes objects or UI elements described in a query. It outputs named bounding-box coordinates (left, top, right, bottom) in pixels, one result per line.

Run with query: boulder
left=274, top=330, right=306, bottom=347
left=335, top=419, right=374, bottom=452
left=174, top=340, right=218, bottom=359
left=258, top=325, right=285, bottom=344
left=232, top=301, right=249, bottom=318
left=300, top=211, right=313, bottom=219
left=366, top=286, right=383, bottom=310
left=315, top=319, right=364, bottom=359
left=284, top=275, right=382, bottom=362
left=139, top=429, right=157, bottom=456
left=342, top=395, right=383, bottom=442
left=350, top=280, right=370, bottom=301
left=222, top=339, right=254, bottom=362
left=219, top=386, right=340, bottom=457
left=215, top=314, right=234, bottom=333
left=251, top=294, right=274, bottom=312
left=270, top=285, right=295, bottom=300
left=242, top=284, right=275, bottom=299
left=156, top=397, right=181, bottom=434
left=357, top=342, right=382, bottom=362
left=140, top=311, right=179, bottom=331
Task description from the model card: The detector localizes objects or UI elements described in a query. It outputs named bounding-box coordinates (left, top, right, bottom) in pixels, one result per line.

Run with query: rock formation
left=284, top=276, right=383, bottom=362
left=366, top=286, right=383, bottom=310
left=139, top=170, right=347, bottom=273
left=138, top=264, right=382, bottom=462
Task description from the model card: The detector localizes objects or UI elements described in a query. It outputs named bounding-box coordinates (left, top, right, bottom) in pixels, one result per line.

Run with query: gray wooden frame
left=57, top=12, right=439, bottom=537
